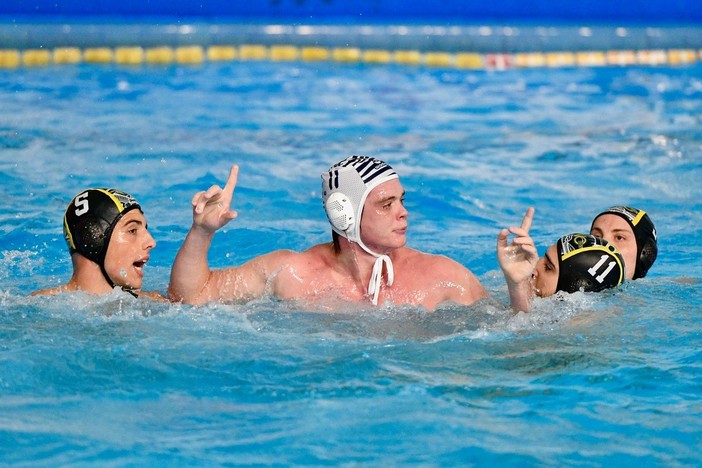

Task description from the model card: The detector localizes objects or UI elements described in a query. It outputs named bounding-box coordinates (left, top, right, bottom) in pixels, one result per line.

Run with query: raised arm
left=497, top=207, right=538, bottom=313
left=168, top=164, right=247, bottom=304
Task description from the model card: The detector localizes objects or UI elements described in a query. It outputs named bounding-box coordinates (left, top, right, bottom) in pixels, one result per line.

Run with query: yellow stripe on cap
left=631, top=209, right=646, bottom=226
left=95, top=188, right=125, bottom=212
left=561, top=244, right=609, bottom=261
left=63, top=214, right=76, bottom=250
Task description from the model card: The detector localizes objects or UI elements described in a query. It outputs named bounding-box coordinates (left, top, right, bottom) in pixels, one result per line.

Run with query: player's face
left=591, top=214, right=636, bottom=280
left=531, top=243, right=559, bottom=297
left=104, top=210, right=156, bottom=290
left=360, top=179, right=408, bottom=254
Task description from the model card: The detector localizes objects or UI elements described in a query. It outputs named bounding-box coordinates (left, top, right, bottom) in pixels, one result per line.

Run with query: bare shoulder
left=254, top=244, right=332, bottom=269
left=398, top=247, right=486, bottom=290
left=234, top=244, right=335, bottom=281
left=393, top=247, right=488, bottom=306
left=31, top=283, right=79, bottom=296
left=31, top=287, right=61, bottom=296
left=397, top=247, right=470, bottom=275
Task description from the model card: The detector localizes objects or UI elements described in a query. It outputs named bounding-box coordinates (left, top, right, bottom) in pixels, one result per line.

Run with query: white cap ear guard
left=324, top=192, right=355, bottom=232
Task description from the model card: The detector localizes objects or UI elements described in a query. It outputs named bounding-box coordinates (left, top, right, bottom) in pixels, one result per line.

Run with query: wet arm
left=168, top=164, right=242, bottom=304
left=168, top=225, right=216, bottom=304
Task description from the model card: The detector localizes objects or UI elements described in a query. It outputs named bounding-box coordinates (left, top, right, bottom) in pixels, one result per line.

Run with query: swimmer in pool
left=590, top=206, right=657, bottom=280
left=32, top=188, right=163, bottom=300
left=498, top=210, right=625, bottom=312
left=168, top=156, right=489, bottom=310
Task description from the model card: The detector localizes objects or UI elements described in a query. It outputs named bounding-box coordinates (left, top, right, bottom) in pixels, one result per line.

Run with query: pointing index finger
left=520, top=207, right=535, bottom=232
left=223, top=164, right=239, bottom=195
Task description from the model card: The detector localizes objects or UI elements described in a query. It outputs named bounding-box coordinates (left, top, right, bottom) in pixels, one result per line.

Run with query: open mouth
left=133, top=258, right=148, bottom=272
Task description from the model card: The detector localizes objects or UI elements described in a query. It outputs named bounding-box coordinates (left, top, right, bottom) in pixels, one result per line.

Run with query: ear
left=325, top=192, right=354, bottom=231
left=636, top=239, right=658, bottom=278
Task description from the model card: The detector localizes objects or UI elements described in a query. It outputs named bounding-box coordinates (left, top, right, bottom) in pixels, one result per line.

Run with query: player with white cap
left=168, top=157, right=489, bottom=310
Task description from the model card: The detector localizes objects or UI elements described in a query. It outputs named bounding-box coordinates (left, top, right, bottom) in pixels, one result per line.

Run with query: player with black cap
left=590, top=206, right=657, bottom=280
left=33, top=188, right=162, bottom=299
left=498, top=209, right=625, bottom=312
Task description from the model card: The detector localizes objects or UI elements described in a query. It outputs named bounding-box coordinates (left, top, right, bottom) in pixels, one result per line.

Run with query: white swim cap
left=321, top=155, right=399, bottom=305
left=321, top=155, right=398, bottom=244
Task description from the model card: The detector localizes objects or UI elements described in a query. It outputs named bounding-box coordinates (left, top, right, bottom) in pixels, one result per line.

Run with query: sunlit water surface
left=1, top=61, right=701, bottom=464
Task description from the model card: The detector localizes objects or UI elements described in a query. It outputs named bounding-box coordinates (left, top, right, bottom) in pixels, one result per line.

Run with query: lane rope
left=1, top=45, right=700, bottom=69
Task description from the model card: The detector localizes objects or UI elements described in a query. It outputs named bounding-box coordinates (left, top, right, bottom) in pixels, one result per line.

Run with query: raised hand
left=497, top=207, right=538, bottom=285
left=191, top=164, right=240, bottom=234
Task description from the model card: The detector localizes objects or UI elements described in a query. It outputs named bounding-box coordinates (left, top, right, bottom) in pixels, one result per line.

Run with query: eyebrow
left=123, top=219, right=143, bottom=228
left=376, top=191, right=405, bottom=204
left=545, top=252, right=557, bottom=270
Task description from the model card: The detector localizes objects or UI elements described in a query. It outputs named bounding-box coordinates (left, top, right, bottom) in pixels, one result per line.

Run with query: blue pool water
left=1, top=60, right=702, bottom=464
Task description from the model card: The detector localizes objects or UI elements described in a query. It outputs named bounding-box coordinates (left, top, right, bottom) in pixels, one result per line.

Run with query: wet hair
left=332, top=230, right=342, bottom=254
left=63, top=188, right=142, bottom=287
left=590, top=206, right=657, bottom=279
left=556, top=233, right=625, bottom=294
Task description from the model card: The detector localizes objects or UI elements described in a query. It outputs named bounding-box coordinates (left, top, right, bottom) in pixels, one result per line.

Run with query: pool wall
left=4, top=0, right=702, bottom=24
left=1, top=1, right=701, bottom=69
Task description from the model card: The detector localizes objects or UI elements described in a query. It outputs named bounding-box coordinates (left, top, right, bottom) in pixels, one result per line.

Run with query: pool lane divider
left=0, top=45, right=700, bottom=69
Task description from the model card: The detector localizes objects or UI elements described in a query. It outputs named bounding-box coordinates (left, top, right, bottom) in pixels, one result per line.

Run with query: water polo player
left=531, top=233, right=625, bottom=298
left=498, top=209, right=625, bottom=312
left=169, top=156, right=488, bottom=310
left=32, top=188, right=162, bottom=299
left=590, top=206, right=657, bottom=280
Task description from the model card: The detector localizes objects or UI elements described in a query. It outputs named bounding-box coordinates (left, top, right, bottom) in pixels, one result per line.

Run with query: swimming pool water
left=1, top=60, right=701, bottom=464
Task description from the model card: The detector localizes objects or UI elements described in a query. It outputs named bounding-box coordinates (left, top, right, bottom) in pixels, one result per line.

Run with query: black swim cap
left=63, top=188, right=142, bottom=286
left=590, top=206, right=657, bottom=279
left=556, top=234, right=624, bottom=294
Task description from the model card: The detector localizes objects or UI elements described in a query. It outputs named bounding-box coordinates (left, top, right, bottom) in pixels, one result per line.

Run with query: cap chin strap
left=99, top=263, right=115, bottom=289
left=96, top=206, right=140, bottom=298
left=368, top=255, right=394, bottom=305
left=97, top=263, right=137, bottom=297
left=350, top=232, right=394, bottom=306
